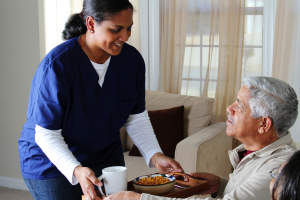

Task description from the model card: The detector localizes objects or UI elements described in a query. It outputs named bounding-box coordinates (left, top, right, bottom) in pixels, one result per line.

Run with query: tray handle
left=160, top=172, right=206, bottom=186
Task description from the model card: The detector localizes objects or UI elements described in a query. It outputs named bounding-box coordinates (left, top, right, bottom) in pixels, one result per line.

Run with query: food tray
left=82, top=172, right=209, bottom=199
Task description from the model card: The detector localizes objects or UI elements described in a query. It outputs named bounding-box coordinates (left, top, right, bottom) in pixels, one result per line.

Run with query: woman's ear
left=86, top=16, right=95, bottom=33
left=258, top=117, right=272, bottom=134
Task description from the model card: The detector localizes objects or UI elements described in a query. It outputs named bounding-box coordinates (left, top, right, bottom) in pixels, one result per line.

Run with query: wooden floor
left=0, top=186, right=33, bottom=200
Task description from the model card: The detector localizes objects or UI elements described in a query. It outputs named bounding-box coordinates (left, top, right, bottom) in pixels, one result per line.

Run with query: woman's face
left=270, top=160, right=288, bottom=200
left=90, top=8, right=133, bottom=57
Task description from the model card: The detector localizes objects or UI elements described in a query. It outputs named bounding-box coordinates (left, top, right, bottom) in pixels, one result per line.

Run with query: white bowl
left=132, top=174, right=176, bottom=196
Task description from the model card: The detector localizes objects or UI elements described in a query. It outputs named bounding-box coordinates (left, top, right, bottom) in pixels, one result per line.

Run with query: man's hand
left=151, top=153, right=183, bottom=173
left=74, top=166, right=102, bottom=200
left=103, top=191, right=141, bottom=200
left=190, top=172, right=220, bottom=195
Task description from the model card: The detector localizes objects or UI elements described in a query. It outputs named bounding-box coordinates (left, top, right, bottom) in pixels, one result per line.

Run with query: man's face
left=226, top=86, right=261, bottom=142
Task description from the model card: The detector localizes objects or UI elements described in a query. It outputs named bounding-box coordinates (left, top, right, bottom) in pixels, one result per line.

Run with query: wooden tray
left=82, top=172, right=209, bottom=199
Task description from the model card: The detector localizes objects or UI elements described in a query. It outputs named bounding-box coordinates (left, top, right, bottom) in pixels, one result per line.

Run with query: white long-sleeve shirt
left=35, top=58, right=162, bottom=185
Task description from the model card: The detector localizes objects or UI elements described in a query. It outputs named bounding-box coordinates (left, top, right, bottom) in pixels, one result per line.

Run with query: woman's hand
left=74, top=166, right=102, bottom=200
left=151, top=153, right=184, bottom=173
left=103, top=191, right=141, bottom=200
left=189, top=172, right=220, bottom=195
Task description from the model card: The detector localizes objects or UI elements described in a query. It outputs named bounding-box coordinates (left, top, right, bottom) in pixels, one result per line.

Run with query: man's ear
left=258, top=117, right=272, bottom=134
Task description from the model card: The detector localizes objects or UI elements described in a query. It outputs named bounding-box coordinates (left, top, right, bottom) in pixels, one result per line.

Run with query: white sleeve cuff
left=124, top=110, right=163, bottom=168
left=35, top=125, right=81, bottom=185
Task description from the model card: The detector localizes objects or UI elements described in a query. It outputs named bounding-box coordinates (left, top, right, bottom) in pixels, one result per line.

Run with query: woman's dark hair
left=62, top=0, right=133, bottom=40
left=272, top=150, right=300, bottom=200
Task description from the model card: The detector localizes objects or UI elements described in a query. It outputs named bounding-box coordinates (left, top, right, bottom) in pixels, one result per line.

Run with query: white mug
left=98, top=166, right=127, bottom=196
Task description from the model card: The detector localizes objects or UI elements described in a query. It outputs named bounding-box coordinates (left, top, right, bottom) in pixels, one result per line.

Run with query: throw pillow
left=129, top=105, right=184, bottom=158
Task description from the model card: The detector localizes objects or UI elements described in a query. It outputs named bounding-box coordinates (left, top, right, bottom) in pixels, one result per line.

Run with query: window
left=181, top=0, right=264, bottom=97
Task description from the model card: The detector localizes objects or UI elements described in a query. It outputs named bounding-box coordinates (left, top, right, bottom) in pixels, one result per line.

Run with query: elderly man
left=104, top=76, right=298, bottom=200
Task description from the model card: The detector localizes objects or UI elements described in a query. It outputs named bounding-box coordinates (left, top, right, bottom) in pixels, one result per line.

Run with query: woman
left=18, top=0, right=183, bottom=200
left=270, top=150, right=300, bottom=200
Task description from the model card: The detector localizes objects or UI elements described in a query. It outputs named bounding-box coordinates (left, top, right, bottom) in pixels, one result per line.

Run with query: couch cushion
left=125, top=90, right=214, bottom=151
left=129, top=106, right=184, bottom=158
left=145, top=90, right=214, bottom=138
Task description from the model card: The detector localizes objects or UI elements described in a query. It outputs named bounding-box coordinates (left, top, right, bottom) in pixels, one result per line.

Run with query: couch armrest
left=175, top=122, right=232, bottom=178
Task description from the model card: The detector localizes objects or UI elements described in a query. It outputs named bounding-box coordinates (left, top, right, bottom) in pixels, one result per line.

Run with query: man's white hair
left=243, top=76, right=298, bottom=138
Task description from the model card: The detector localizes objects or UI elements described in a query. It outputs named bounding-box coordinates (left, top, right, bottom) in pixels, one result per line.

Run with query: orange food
left=136, top=176, right=170, bottom=185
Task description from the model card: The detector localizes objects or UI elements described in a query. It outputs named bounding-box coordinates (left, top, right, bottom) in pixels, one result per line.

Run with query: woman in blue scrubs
left=18, top=0, right=183, bottom=200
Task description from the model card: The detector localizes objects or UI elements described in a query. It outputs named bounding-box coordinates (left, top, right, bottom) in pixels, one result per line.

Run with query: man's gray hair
left=243, top=76, right=298, bottom=138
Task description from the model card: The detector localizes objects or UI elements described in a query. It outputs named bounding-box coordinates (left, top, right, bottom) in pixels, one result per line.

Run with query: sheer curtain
left=272, top=0, right=300, bottom=141
left=177, top=0, right=263, bottom=122
left=159, top=0, right=189, bottom=94
left=41, top=0, right=74, bottom=56
left=128, top=0, right=141, bottom=52
left=203, top=0, right=246, bottom=122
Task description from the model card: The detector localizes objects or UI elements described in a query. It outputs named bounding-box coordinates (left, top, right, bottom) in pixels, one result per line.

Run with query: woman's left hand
left=103, top=191, right=141, bottom=200
left=152, top=153, right=184, bottom=173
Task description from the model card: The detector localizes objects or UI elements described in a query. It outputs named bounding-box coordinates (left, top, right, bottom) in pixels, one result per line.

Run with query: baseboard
left=0, top=176, right=28, bottom=191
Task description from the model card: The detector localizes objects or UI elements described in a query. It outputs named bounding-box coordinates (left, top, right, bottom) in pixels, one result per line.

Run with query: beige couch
left=120, top=90, right=233, bottom=181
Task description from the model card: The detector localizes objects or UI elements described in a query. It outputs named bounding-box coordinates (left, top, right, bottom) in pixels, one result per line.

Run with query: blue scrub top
left=18, top=36, right=145, bottom=180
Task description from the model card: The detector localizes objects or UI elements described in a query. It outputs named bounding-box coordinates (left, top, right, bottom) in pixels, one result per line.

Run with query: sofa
left=120, top=90, right=233, bottom=181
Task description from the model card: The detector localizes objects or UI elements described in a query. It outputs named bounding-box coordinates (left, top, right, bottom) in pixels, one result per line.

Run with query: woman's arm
left=35, top=125, right=102, bottom=200
left=124, top=111, right=183, bottom=173
left=35, top=125, right=81, bottom=185
left=123, top=110, right=162, bottom=167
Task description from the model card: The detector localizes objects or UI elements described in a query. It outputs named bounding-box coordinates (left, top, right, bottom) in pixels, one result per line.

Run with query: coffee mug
left=98, top=166, right=127, bottom=196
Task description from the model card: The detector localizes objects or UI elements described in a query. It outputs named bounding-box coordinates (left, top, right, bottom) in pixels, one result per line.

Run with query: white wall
left=0, top=0, right=40, bottom=188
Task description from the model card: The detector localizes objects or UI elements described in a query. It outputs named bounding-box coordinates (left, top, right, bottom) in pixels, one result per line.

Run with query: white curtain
left=178, top=0, right=263, bottom=123
left=42, top=0, right=73, bottom=56
left=262, top=0, right=276, bottom=77
left=272, top=0, right=300, bottom=141
left=159, top=0, right=189, bottom=94
left=128, top=0, right=141, bottom=52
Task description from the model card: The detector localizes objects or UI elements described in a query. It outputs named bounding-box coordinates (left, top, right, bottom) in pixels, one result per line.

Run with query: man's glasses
left=269, top=167, right=279, bottom=178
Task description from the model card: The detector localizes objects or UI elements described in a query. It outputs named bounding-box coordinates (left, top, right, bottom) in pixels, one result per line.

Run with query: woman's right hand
left=74, top=166, right=103, bottom=200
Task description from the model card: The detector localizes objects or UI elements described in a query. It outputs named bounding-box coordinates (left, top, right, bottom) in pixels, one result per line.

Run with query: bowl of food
left=132, top=174, right=176, bottom=196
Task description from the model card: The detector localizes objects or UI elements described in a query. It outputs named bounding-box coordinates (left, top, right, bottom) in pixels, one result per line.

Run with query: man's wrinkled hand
left=190, top=172, right=220, bottom=195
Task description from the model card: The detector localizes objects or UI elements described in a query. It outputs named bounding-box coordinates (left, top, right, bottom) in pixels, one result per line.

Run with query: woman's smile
left=112, top=42, right=124, bottom=49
